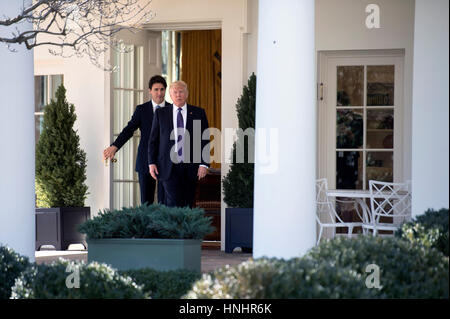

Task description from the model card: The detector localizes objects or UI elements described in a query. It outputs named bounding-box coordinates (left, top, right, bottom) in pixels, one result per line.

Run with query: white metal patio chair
left=315, top=178, right=363, bottom=245
left=363, top=180, right=412, bottom=237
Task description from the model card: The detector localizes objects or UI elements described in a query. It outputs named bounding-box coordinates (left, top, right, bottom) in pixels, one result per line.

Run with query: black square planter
left=35, top=207, right=90, bottom=251
left=225, top=208, right=253, bottom=253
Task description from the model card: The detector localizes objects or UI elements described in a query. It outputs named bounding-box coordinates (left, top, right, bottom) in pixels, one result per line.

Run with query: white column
left=411, top=0, right=449, bottom=216
left=0, top=1, right=35, bottom=260
left=253, top=0, right=316, bottom=259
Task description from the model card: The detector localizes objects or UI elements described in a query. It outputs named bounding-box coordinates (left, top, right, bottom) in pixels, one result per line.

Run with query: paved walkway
left=35, top=249, right=252, bottom=274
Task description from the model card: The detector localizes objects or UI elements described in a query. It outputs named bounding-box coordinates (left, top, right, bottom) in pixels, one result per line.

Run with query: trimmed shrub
left=397, top=208, right=449, bottom=256
left=35, top=84, right=88, bottom=207
left=11, top=259, right=145, bottom=299
left=122, top=268, right=201, bottom=299
left=306, top=236, right=449, bottom=298
left=185, top=257, right=377, bottom=299
left=222, top=73, right=256, bottom=208
left=78, top=204, right=214, bottom=240
left=0, top=245, right=31, bottom=299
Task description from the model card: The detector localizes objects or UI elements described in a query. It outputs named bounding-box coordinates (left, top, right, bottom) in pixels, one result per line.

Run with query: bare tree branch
left=0, top=0, right=154, bottom=70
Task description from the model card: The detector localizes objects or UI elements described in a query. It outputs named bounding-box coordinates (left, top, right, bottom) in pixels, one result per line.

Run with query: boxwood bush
left=78, top=204, right=214, bottom=240
left=122, top=268, right=201, bottom=299
left=306, top=236, right=449, bottom=298
left=397, top=208, right=449, bottom=256
left=185, top=257, right=377, bottom=299
left=11, top=259, right=146, bottom=299
left=0, top=245, right=31, bottom=299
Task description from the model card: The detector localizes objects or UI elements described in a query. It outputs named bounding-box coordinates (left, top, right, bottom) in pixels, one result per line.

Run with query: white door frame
left=317, top=50, right=405, bottom=189
left=108, top=29, right=162, bottom=209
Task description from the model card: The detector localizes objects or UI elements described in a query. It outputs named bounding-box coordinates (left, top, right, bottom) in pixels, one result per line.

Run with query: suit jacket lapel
left=149, top=101, right=154, bottom=118
left=186, top=104, right=193, bottom=135
left=168, top=104, right=174, bottom=128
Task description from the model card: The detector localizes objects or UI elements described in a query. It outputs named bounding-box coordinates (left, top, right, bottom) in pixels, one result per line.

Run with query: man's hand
left=197, top=166, right=208, bottom=180
left=103, top=145, right=118, bottom=160
left=149, top=164, right=159, bottom=180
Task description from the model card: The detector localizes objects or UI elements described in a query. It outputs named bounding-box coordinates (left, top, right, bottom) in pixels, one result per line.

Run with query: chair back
left=368, top=180, right=412, bottom=227
left=316, top=178, right=345, bottom=224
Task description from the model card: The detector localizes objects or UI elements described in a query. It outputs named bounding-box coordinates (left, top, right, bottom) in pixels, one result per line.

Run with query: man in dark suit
left=148, top=80, right=210, bottom=208
left=103, top=75, right=170, bottom=205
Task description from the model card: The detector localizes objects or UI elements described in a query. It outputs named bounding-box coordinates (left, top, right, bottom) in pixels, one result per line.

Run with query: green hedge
left=122, top=268, right=201, bottom=299
left=11, top=259, right=146, bottom=299
left=306, top=236, right=449, bottom=298
left=186, top=237, right=448, bottom=299
left=397, top=208, right=449, bottom=256
left=0, top=245, right=31, bottom=299
left=78, top=204, right=214, bottom=240
left=185, top=257, right=377, bottom=299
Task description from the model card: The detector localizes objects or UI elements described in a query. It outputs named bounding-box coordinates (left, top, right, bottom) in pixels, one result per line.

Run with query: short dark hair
left=149, top=75, right=167, bottom=90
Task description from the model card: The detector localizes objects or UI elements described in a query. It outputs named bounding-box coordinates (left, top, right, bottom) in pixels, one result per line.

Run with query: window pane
left=162, top=31, right=169, bottom=78
left=336, top=109, right=363, bottom=149
left=113, top=90, right=134, bottom=134
left=35, top=115, right=44, bottom=144
left=337, top=66, right=364, bottom=106
left=123, top=44, right=133, bottom=89
left=367, top=65, right=394, bottom=106
left=113, top=49, right=121, bottom=88
left=50, top=75, right=63, bottom=101
left=34, top=76, right=47, bottom=112
left=134, top=91, right=144, bottom=110
left=113, top=141, right=134, bottom=181
left=367, top=109, right=394, bottom=149
left=366, top=151, right=393, bottom=188
left=113, top=182, right=139, bottom=209
left=336, top=151, right=363, bottom=189
left=134, top=46, right=143, bottom=90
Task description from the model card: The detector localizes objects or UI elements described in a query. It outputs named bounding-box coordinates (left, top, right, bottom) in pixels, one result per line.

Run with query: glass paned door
left=320, top=52, right=404, bottom=191
left=335, top=64, right=395, bottom=190
left=109, top=29, right=162, bottom=210
left=112, top=43, right=143, bottom=209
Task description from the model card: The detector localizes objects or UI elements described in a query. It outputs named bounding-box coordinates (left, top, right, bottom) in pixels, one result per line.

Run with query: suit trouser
left=162, top=163, right=197, bottom=208
left=138, top=171, right=166, bottom=205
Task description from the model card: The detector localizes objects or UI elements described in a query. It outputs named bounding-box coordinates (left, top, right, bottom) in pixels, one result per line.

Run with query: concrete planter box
left=225, top=208, right=253, bottom=253
left=87, top=238, right=202, bottom=272
left=36, top=207, right=90, bottom=251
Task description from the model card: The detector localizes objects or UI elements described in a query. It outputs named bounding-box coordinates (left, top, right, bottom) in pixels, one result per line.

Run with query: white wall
left=411, top=0, right=449, bottom=215
left=316, top=0, right=415, bottom=182
left=34, top=50, right=108, bottom=217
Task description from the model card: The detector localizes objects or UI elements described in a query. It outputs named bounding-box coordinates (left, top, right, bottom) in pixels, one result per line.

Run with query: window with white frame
left=34, top=74, right=64, bottom=144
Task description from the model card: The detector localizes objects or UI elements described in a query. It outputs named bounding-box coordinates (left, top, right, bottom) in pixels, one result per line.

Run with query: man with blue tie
left=148, top=80, right=210, bottom=208
left=103, top=75, right=170, bottom=205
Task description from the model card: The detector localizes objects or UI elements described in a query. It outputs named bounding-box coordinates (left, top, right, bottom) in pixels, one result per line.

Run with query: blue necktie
left=177, top=108, right=184, bottom=162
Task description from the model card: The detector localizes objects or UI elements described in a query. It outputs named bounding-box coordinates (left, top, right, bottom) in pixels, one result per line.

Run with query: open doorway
left=110, top=28, right=222, bottom=247
left=163, top=29, right=222, bottom=247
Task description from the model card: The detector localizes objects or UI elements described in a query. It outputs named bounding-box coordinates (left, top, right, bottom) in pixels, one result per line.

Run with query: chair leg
left=347, top=226, right=353, bottom=238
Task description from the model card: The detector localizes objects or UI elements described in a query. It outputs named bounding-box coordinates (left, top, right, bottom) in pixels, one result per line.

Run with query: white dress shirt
left=172, top=103, right=207, bottom=168
left=151, top=100, right=166, bottom=113
left=172, top=103, right=187, bottom=144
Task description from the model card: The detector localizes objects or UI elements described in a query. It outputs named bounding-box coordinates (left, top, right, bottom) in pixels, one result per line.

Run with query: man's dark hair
left=149, top=75, right=167, bottom=89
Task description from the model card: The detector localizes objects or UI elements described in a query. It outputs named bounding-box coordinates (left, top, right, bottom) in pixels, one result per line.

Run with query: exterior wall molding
left=143, top=20, right=222, bottom=31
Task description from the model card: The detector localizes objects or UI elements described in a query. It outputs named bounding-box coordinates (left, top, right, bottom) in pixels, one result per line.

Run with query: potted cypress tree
left=35, top=84, right=90, bottom=251
left=222, top=73, right=255, bottom=253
